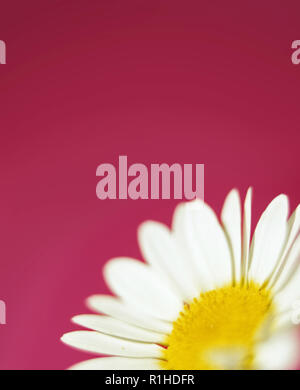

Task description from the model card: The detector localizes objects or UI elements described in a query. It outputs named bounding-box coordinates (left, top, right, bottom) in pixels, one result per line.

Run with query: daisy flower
left=61, top=188, right=300, bottom=370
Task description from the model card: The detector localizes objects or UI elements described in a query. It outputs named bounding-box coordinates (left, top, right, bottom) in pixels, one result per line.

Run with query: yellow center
left=161, top=282, right=274, bottom=370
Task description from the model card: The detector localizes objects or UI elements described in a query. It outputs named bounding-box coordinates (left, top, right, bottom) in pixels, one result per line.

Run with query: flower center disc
left=161, top=283, right=274, bottom=370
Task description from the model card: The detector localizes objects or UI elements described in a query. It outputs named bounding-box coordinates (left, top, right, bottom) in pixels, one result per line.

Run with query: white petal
left=283, top=205, right=300, bottom=258
left=104, top=258, right=182, bottom=321
left=270, top=205, right=300, bottom=290
left=272, top=234, right=300, bottom=293
left=248, top=195, right=288, bottom=285
left=173, top=199, right=232, bottom=290
left=86, top=295, right=172, bottom=334
left=70, top=357, right=161, bottom=370
left=275, top=310, right=294, bottom=330
left=138, top=221, right=199, bottom=302
left=221, top=189, right=242, bottom=283
left=275, top=264, right=300, bottom=313
left=72, top=315, right=165, bottom=344
left=255, top=329, right=299, bottom=369
left=172, top=201, right=214, bottom=291
left=61, top=331, right=163, bottom=357
left=275, top=304, right=300, bottom=330
left=242, top=187, right=252, bottom=280
left=69, top=357, right=161, bottom=370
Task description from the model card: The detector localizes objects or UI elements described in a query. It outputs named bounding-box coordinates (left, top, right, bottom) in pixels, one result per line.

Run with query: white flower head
left=61, top=188, right=300, bottom=370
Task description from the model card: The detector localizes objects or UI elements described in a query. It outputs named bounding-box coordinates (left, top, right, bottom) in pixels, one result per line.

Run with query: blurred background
left=0, top=0, right=300, bottom=369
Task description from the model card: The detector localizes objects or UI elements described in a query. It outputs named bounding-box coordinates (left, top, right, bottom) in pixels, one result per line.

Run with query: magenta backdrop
left=0, top=1, right=300, bottom=369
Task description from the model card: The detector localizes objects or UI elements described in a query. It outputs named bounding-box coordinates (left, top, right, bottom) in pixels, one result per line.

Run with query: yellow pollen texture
left=161, top=283, right=273, bottom=370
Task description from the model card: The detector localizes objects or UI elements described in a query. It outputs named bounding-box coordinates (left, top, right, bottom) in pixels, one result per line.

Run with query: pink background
left=0, top=1, right=300, bottom=369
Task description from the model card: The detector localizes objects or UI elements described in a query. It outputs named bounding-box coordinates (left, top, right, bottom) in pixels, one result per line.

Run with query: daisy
left=61, top=188, right=300, bottom=370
